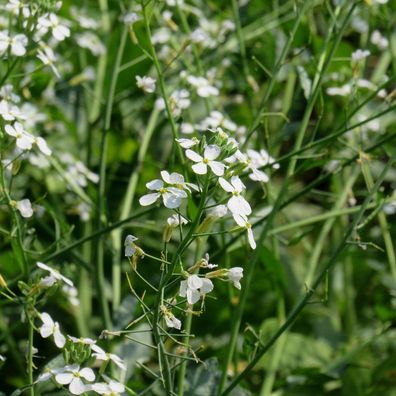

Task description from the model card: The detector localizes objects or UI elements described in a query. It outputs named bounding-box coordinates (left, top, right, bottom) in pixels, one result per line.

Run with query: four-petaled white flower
left=55, top=364, right=95, bottom=395
left=139, top=178, right=187, bottom=209
left=186, top=145, right=226, bottom=176
left=167, top=214, right=188, bottom=227
left=5, top=122, right=34, bottom=150
left=136, top=75, right=156, bottom=93
left=124, top=234, right=138, bottom=257
left=37, top=262, right=74, bottom=287
left=219, top=176, right=251, bottom=216
left=228, top=267, right=244, bottom=289
left=10, top=198, right=33, bottom=218
left=39, top=312, right=66, bottom=348
left=0, top=31, right=28, bottom=56
left=38, top=13, right=70, bottom=41
left=67, top=335, right=96, bottom=345
left=0, top=100, right=25, bottom=121
left=179, top=274, right=214, bottom=304
left=232, top=213, right=256, bottom=250
left=91, top=344, right=126, bottom=371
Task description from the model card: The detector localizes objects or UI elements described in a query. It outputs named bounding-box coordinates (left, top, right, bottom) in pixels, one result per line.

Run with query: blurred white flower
left=187, top=75, right=219, bottom=97
left=10, top=198, right=33, bottom=218
left=68, top=336, right=96, bottom=345
left=176, top=137, right=199, bottom=149
left=186, top=145, right=225, bottom=176
left=122, top=12, right=140, bottom=25
left=136, top=75, right=156, bottom=93
left=37, top=45, right=60, bottom=78
left=37, top=262, right=74, bottom=287
left=161, top=305, right=181, bottom=329
left=76, top=32, right=105, bottom=56
left=0, top=31, right=27, bottom=56
left=5, top=122, right=34, bottom=150
left=38, top=14, right=70, bottom=41
left=351, top=49, right=370, bottom=63
left=0, top=100, right=25, bottom=121
left=39, top=312, right=66, bottom=348
left=370, top=30, right=389, bottom=50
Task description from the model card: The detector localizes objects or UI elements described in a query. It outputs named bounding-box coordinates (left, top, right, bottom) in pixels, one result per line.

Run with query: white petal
left=4, top=124, right=16, bottom=137
left=16, top=199, right=33, bottom=218
left=192, top=162, right=207, bottom=175
left=204, top=144, right=221, bottom=160
left=91, top=344, right=106, bottom=355
left=230, top=176, right=245, bottom=192
left=53, top=327, right=66, bottom=348
left=247, top=227, right=256, bottom=250
left=233, top=213, right=247, bottom=227
left=40, top=324, right=53, bottom=338
left=208, top=161, right=225, bottom=176
left=219, top=177, right=234, bottom=193
left=168, top=172, right=184, bottom=184
left=162, top=192, right=182, bottom=209
left=187, top=289, right=201, bottom=304
left=200, top=278, right=214, bottom=294
left=176, top=138, right=197, bottom=149
left=160, top=170, right=171, bottom=184
left=146, top=179, right=163, bottom=191
left=40, top=312, right=54, bottom=327
left=228, top=196, right=251, bottom=216
left=186, top=149, right=203, bottom=163
left=55, top=372, right=73, bottom=385
left=79, top=367, right=95, bottom=382
left=188, top=275, right=203, bottom=290
left=110, top=354, right=126, bottom=371
left=35, top=137, right=52, bottom=156
left=69, top=377, right=86, bottom=395
left=167, top=187, right=187, bottom=198
left=139, top=193, right=160, bottom=206
left=179, top=280, right=188, bottom=297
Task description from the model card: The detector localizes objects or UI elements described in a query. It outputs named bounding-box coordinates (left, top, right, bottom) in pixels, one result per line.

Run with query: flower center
left=159, top=187, right=167, bottom=194
left=203, top=158, right=209, bottom=164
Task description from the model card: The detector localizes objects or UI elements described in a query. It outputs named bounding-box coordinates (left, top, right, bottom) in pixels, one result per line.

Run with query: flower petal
left=204, top=144, right=221, bottom=160
left=69, top=377, right=86, bottom=395
left=146, top=179, right=163, bottom=191
left=162, top=192, right=182, bottom=209
left=230, top=176, right=245, bottom=192
left=80, top=367, right=95, bottom=382
left=55, top=372, right=73, bottom=385
left=247, top=227, right=256, bottom=250
left=218, top=177, right=234, bottom=193
left=208, top=161, right=225, bottom=176
left=187, top=289, right=201, bottom=304
left=188, top=275, right=203, bottom=290
left=185, top=149, right=203, bottom=163
left=200, top=278, right=214, bottom=294
left=192, top=162, right=207, bottom=175
left=139, top=193, right=160, bottom=206
left=228, top=195, right=251, bottom=216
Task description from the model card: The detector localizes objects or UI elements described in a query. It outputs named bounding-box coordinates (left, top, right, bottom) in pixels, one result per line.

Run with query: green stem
left=27, top=310, right=35, bottom=396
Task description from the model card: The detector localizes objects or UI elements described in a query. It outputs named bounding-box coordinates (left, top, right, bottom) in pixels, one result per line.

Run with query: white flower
left=139, top=178, right=187, bottom=209
left=124, top=234, right=138, bottom=257
left=326, top=84, right=351, bottom=96
left=176, top=137, right=199, bottom=149
left=5, top=122, right=34, bottom=150
left=76, top=32, right=105, bottom=56
left=39, top=312, right=66, bottom=348
left=0, top=31, right=27, bottom=56
left=38, top=14, right=70, bottom=41
left=55, top=364, right=95, bottom=395
left=136, top=75, right=156, bottom=93
left=187, top=75, right=219, bottom=97
left=186, top=145, right=225, bottom=176
left=160, top=170, right=199, bottom=192
left=37, top=46, right=60, bottom=78
left=207, top=204, right=228, bottom=218
left=91, top=344, right=126, bottom=371
left=161, top=305, right=182, bottom=329
left=155, top=89, right=191, bottom=117
left=228, top=267, right=243, bottom=289
left=219, top=176, right=251, bottom=216
left=37, top=262, right=74, bottom=287
left=179, top=274, right=214, bottom=304
left=122, top=12, right=140, bottom=25
left=90, top=380, right=125, bottom=395
left=370, top=30, right=389, bottom=50
left=351, top=49, right=370, bottom=63
left=233, top=213, right=256, bottom=250
left=0, top=354, right=5, bottom=362
left=10, top=198, right=33, bottom=218
left=167, top=214, right=188, bottom=226
left=0, top=100, right=25, bottom=121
